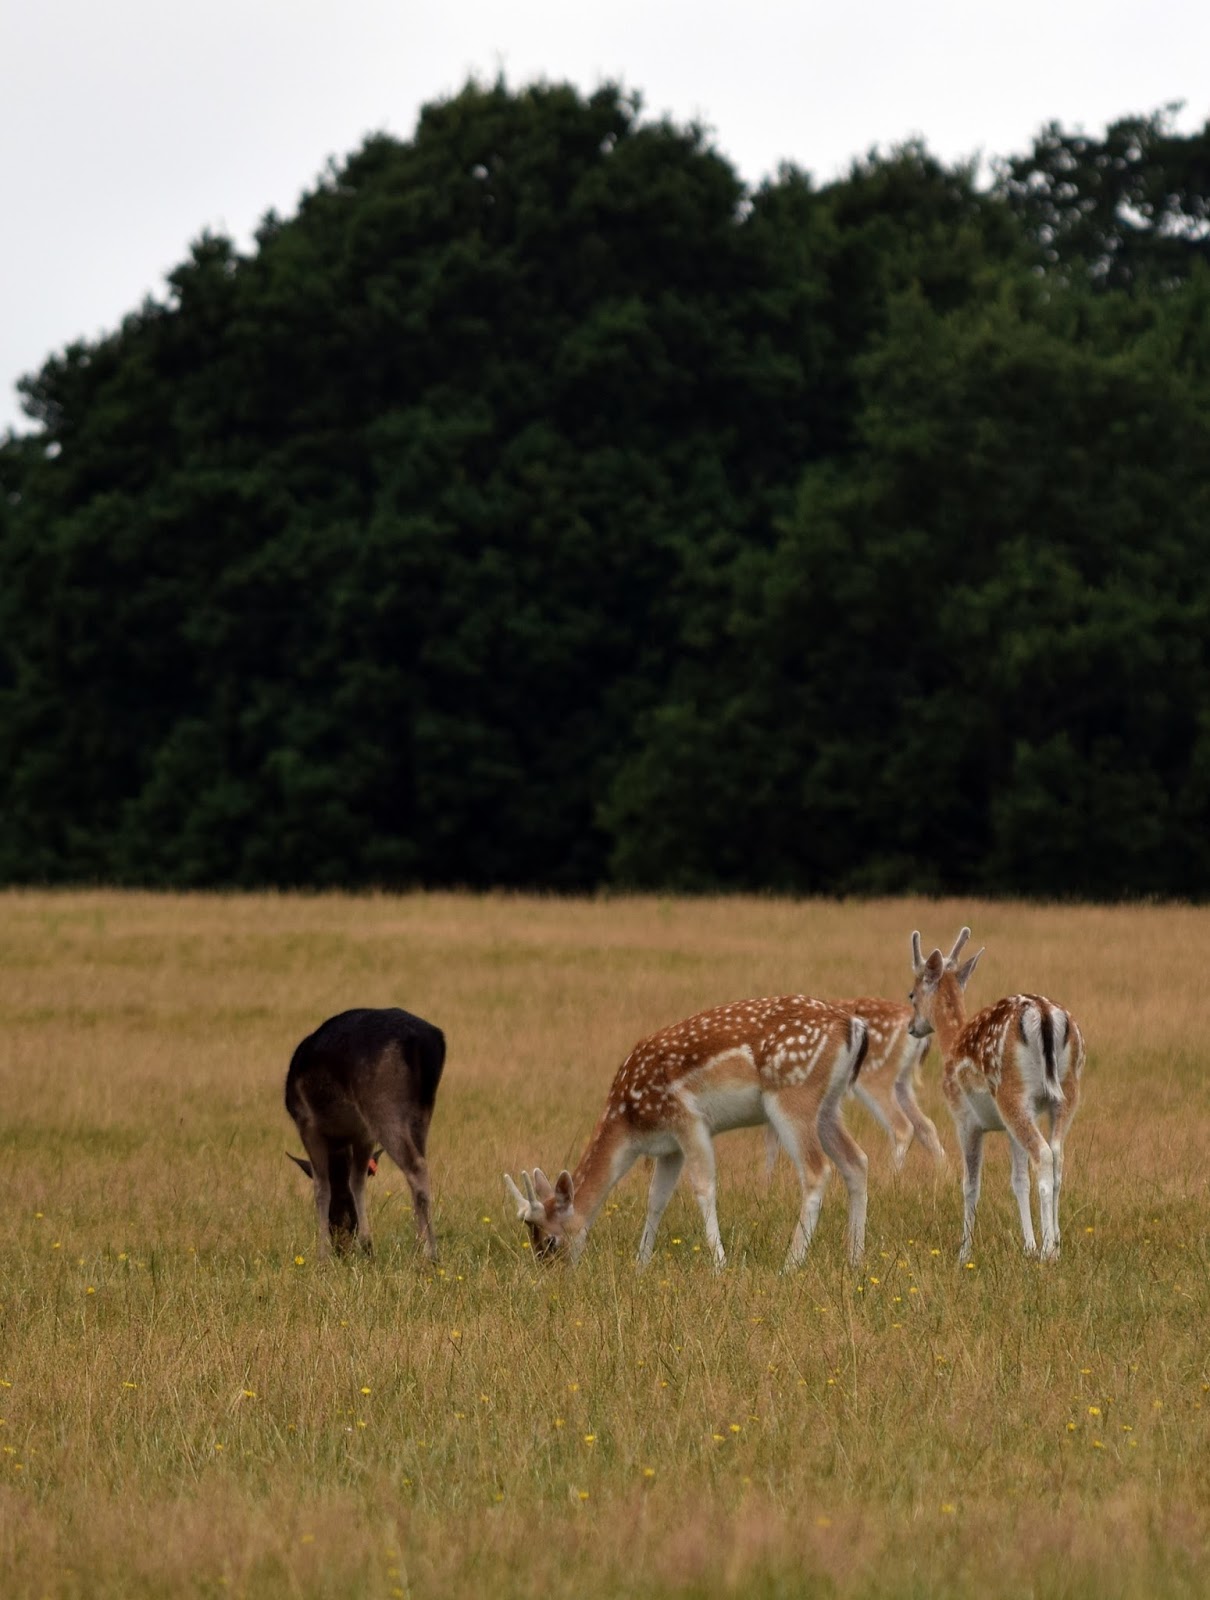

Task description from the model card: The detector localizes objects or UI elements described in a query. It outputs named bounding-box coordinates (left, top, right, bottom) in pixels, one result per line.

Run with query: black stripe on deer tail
left=1021, top=1004, right=1062, bottom=1100
left=850, top=1016, right=870, bottom=1084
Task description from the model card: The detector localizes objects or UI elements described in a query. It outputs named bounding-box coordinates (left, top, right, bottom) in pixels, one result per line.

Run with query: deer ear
left=554, top=1170, right=575, bottom=1211
left=532, top=1168, right=556, bottom=1201
left=955, top=948, right=984, bottom=990
left=923, top=949, right=945, bottom=987
left=286, top=1152, right=314, bottom=1179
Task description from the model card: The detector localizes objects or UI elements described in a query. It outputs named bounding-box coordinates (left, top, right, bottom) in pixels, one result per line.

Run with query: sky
left=2, top=0, right=1208, bottom=434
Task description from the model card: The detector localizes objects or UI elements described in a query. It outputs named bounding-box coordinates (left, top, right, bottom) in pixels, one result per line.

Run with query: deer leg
left=853, top=1081, right=908, bottom=1165
left=816, top=1096, right=868, bottom=1266
left=762, top=1123, right=780, bottom=1185
left=764, top=1093, right=830, bottom=1269
left=1007, top=1135, right=1037, bottom=1256
left=405, top=1146, right=437, bottom=1263
left=1033, top=1142, right=1057, bottom=1261
left=892, top=1036, right=944, bottom=1164
left=636, top=1150, right=684, bottom=1266
left=378, top=1120, right=438, bottom=1263
left=1002, top=1107, right=1056, bottom=1260
left=294, top=1126, right=335, bottom=1259
left=893, top=1073, right=945, bottom=1164
left=679, top=1124, right=725, bottom=1268
left=349, top=1139, right=376, bottom=1254
left=889, top=1106, right=914, bottom=1169
left=1046, top=1095, right=1076, bottom=1257
left=957, top=1120, right=984, bottom=1264
left=1049, top=1134, right=1065, bottom=1256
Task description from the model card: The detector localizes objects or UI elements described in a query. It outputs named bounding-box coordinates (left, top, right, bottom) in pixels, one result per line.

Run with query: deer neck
left=567, top=1113, right=630, bottom=1238
left=932, top=976, right=969, bottom=1057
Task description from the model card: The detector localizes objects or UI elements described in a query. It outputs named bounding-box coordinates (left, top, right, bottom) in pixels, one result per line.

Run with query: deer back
left=833, top=996, right=920, bottom=1075
left=604, top=994, right=860, bottom=1128
left=284, top=1007, right=446, bottom=1140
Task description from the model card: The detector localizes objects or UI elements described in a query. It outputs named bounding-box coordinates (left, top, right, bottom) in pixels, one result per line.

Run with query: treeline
left=2, top=83, right=1209, bottom=896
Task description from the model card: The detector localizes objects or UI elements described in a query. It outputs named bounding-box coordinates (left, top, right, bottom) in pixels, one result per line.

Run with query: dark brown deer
left=285, top=1008, right=445, bottom=1260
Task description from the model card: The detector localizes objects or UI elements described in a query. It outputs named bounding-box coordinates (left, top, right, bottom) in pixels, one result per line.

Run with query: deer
left=764, top=994, right=946, bottom=1179
left=907, top=927, right=1085, bottom=1263
left=504, top=995, right=870, bottom=1270
left=285, top=1007, right=445, bottom=1260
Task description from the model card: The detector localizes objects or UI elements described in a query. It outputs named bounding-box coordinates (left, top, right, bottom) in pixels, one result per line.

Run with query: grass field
left=0, top=890, right=1206, bottom=1599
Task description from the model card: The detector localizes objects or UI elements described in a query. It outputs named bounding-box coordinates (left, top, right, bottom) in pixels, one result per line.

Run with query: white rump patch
left=1019, top=1003, right=1042, bottom=1049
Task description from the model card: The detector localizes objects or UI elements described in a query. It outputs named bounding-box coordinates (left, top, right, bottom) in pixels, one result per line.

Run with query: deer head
left=285, top=1148, right=383, bottom=1252
left=908, top=927, right=983, bottom=1036
left=503, top=1167, right=581, bottom=1259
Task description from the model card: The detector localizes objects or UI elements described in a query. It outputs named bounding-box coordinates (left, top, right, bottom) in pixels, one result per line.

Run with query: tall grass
left=0, top=891, right=1206, bottom=1598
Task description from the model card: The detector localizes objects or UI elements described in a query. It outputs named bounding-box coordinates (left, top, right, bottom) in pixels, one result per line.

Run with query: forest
left=1, top=81, right=1208, bottom=896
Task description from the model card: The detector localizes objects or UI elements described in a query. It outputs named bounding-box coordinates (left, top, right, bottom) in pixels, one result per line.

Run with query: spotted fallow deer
left=907, top=928, right=1085, bottom=1263
left=285, top=1007, right=445, bottom=1260
left=505, top=995, right=870, bottom=1269
left=764, top=994, right=946, bottom=1179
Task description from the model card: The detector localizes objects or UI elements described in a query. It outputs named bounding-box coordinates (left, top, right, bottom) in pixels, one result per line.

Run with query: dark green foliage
left=2, top=83, right=1209, bottom=896
left=999, top=106, right=1210, bottom=290
left=607, top=280, right=1210, bottom=895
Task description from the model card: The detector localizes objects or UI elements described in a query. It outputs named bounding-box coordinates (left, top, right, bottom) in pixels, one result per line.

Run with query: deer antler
left=946, top=927, right=971, bottom=968
left=911, top=931, right=924, bottom=973
left=504, top=1171, right=544, bottom=1223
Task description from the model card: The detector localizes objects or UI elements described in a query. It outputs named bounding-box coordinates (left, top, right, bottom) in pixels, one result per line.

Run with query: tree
left=604, top=278, right=1210, bottom=896
left=3, top=88, right=1208, bottom=898
left=999, top=107, right=1210, bottom=290
left=0, top=82, right=833, bottom=887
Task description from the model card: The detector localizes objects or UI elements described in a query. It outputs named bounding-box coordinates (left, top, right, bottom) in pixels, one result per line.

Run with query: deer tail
left=1021, top=1003, right=1064, bottom=1103
left=849, top=1014, right=870, bottom=1086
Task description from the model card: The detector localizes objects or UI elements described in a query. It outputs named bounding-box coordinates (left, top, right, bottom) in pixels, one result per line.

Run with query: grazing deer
left=764, top=994, right=946, bottom=1178
left=505, top=995, right=870, bottom=1269
left=285, top=1007, right=445, bottom=1260
left=907, top=928, right=1085, bottom=1262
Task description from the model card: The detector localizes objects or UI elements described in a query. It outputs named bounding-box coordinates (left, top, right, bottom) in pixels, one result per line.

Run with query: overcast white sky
left=2, top=0, right=1207, bottom=433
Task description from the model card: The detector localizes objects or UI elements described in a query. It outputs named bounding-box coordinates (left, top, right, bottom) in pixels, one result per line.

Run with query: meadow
left=0, top=890, right=1205, bottom=1599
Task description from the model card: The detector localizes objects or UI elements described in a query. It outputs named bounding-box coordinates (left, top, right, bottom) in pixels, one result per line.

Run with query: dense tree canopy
left=997, top=106, right=1210, bottom=290
left=2, top=81, right=1208, bottom=895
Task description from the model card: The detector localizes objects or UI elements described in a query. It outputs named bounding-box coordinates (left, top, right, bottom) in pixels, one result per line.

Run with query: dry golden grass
left=0, top=890, right=1206, bottom=1599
